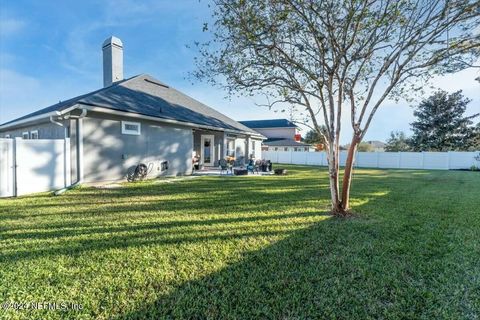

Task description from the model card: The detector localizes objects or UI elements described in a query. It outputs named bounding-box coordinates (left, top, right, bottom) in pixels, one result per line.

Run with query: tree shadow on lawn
left=3, top=169, right=476, bottom=318
left=110, top=171, right=478, bottom=319
left=114, top=212, right=448, bottom=320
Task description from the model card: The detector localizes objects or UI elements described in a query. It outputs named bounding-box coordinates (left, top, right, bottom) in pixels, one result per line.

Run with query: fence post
left=64, top=138, right=71, bottom=188
left=13, top=137, right=21, bottom=197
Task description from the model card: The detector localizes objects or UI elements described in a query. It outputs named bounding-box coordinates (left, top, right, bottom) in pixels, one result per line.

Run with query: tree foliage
left=385, top=131, right=412, bottom=152
left=358, top=142, right=375, bottom=152
left=410, top=90, right=479, bottom=151
left=304, top=127, right=327, bottom=144
left=194, top=0, right=480, bottom=215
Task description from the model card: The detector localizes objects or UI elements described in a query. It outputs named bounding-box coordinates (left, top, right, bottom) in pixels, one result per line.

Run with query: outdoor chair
left=254, top=160, right=262, bottom=173
left=219, top=158, right=230, bottom=175
left=247, top=159, right=261, bottom=174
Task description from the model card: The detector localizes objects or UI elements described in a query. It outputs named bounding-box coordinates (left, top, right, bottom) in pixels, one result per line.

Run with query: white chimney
left=102, top=36, right=123, bottom=87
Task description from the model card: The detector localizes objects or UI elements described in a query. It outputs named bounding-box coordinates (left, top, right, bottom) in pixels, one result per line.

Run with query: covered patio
left=192, top=129, right=263, bottom=170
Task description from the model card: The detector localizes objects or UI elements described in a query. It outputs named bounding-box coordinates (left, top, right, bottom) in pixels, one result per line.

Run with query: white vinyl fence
left=0, top=138, right=71, bottom=197
left=262, top=150, right=479, bottom=170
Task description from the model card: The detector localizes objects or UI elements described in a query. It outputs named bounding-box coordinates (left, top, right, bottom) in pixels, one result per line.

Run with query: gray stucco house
left=0, top=36, right=264, bottom=183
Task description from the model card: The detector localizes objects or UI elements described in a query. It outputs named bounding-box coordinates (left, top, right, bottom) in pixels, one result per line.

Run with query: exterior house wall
left=0, top=120, right=68, bottom=139
left=248, top=137, right=263, bottom=159
left=193, top=130, right=225, bottom=166
left=82, top=112, right=193, bottom=182
left=253, top=127, right=296, bottom=139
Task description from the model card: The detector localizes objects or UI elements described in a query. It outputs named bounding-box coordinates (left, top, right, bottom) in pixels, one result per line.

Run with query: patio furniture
left=234, top=168, right=248, bottom=175
left=218, top=159, right=231, bottom=175
left=192, top=153, right=200, bottom=171
left=246, top=159, right=256, bottom=174
left=254, top=160, right=262, bottom=173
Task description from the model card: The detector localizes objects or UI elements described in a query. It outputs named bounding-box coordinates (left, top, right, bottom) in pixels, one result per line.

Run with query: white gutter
left=0, top=111, right=61, bottom=130
left=0, top=103, right=85, bottom=131
left=53, top=108, right=87, bottom=194
left=76, top=109, right=87, bottom=184
left=77, top=117, right=84, bottom=183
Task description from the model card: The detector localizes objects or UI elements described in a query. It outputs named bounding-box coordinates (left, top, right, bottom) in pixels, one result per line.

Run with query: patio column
left=222, top=132, right=227, bottom=159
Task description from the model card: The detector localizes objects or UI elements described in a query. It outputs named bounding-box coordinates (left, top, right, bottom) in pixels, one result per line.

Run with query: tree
left=357, top=142, right=375, bottom=152
left=410, top=90, right=479, bottom=151
left=385, top=131, right=411, bottom=152
left=465, top=122, right=480, bottom=150
left=344, top=141, right=374, bottom=152
left=304, top=126, right=327, bottom=144
left=193, top=0, right=480, bottom=216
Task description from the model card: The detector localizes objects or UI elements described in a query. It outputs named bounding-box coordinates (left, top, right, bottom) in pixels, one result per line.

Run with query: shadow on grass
left=3, top=167, right=476, bottom=318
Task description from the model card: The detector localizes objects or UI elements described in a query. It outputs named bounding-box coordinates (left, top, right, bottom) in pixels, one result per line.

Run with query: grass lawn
left=0, top=165, right=479, bottom=319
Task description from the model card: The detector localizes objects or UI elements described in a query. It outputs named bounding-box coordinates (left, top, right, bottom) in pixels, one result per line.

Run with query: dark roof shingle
left=1, top=74, right=257, bottom=134
left=239, top=119, right=297, bottom=129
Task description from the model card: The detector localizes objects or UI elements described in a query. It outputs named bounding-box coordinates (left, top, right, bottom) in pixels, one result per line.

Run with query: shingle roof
left=263, top=138, right=310, bottom=147
left=0, top=74, right=257, bottom=134
left=239, top=119, right=298, bottom=129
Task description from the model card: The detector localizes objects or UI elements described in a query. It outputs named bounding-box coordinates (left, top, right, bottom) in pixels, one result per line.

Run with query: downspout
left=53, top=109, right=87, bottom=195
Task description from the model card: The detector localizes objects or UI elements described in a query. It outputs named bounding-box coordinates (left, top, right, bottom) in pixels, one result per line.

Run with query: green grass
left=0, top=165, right=479, bottom=319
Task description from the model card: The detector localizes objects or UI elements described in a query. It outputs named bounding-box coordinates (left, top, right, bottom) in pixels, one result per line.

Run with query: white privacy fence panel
left=0, top=139, right=15, bottom=197
left=262, top=150, right=479, bottom=170
left=447, top=152, right=478, bottom=169
left=0, top=138, right=71, bottom=197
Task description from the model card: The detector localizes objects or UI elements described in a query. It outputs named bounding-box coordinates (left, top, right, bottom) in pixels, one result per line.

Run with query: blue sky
left=1, top=0, right=479, bottom=144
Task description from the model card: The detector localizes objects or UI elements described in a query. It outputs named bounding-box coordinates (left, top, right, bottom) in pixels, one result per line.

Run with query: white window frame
left=121, top=121, right=141, bottom=135
left=22, top=132, right=29, bottom=139
left=30, top=130, right=39, bottom=139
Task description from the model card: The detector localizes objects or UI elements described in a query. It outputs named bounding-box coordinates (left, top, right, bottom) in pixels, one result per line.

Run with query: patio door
left=200, top=135, right=215, bottom=166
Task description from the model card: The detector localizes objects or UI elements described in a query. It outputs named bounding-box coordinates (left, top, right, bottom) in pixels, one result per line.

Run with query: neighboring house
left=239, top=119, right=313, bottom=152
left=0, top=36, right=264, bottom=183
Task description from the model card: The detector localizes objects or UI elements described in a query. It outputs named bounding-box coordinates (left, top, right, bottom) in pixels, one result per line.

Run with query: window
left=226, top=139, right=235, bottom=157
left=274, top=147, right=278, bottom=151
left=121, top=121, right=141, bottom=135
left=284, top=147, right=288, bottom=151
left=251, top=140, right=256, bottom=157
left=30, top=130, right=39, bottom=139
left=304, top=147, right=309, bottom=151
left=22, top=132, right=29, bottom=139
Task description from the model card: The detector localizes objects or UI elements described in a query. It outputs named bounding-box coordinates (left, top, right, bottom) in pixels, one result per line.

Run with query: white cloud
left=0, top=17, right=26, bottom=37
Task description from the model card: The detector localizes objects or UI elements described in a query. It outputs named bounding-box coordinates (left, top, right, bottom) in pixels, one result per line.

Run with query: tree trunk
left=340, top=135, right=360, bottom=212
left=327, top=145, right=342, bottom=214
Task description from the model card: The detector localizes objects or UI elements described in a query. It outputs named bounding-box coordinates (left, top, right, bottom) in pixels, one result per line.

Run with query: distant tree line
left=303, top=90, right=479, bottom=152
